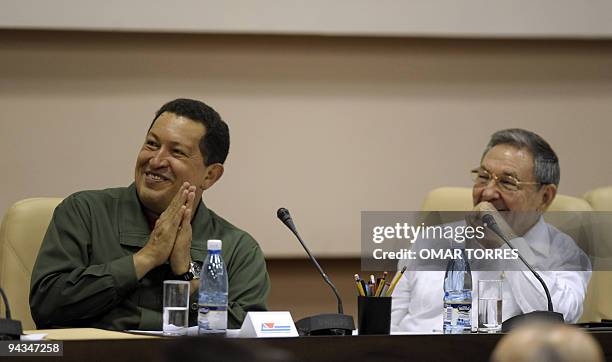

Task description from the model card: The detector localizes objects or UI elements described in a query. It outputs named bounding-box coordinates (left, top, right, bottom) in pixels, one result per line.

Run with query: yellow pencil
left=380, top=282, right=391, bottom=297
left=374, top=278, right=386, bottom=297
left=354, top=274, right=366, bottom=296
left=386, top=266, right=407, bottom=297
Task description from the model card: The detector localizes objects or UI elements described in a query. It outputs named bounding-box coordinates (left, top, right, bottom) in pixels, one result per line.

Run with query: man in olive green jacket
left=30, top=98, right=270, bottom=331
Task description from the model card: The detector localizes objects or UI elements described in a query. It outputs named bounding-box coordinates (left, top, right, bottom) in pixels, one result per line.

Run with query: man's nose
left=480, top=180, right=501, bottom=201
left=149, top=148, right=170, bottom=168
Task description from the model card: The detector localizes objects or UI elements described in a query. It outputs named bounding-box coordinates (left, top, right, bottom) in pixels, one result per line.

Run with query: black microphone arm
left=482, top=214, right=554, bottom=312
left=0, top=288, right=12, bottom=320
left=482, top=214, right=564, bottom=332
left=277, top=207, right=344, bottom=314
left=0, top=287, right=23, bottom=340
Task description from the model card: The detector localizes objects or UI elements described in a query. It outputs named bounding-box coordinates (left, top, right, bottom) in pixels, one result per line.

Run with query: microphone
left=277, top=208, right=354, bottom=336
left=277, top=208, right=344, bottom=314
left=482, top=214, right=564, bottom=332
left=0, top=287, right=23, bottom=340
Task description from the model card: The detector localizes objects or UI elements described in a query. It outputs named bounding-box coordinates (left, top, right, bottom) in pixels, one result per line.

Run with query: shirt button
left=191, top=302, right=198, bottom=311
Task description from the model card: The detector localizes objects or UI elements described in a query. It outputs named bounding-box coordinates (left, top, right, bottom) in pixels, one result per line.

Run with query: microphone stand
left=277, top=208, right=355, bottom=336
left=482, top=214, right=564, bottom=332
left=0, top=287, right=22, bottom=340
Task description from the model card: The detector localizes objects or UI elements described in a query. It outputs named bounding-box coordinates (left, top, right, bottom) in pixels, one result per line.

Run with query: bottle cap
left=207, top=239, right=222, bottom=251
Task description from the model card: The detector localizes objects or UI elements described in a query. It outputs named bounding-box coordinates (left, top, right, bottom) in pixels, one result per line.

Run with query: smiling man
left=391, top=128, right=591, bottom=333
left=30, top=98, right=270, bottom=330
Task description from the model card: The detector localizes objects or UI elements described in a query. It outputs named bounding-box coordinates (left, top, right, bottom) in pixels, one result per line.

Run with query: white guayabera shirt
left=390, top=217, right=592, bottom=333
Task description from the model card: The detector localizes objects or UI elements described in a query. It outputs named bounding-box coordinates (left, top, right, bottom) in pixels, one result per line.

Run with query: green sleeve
left=29, top=195, right=139, bottom=328
left=226, top=235, right=270, bottom=329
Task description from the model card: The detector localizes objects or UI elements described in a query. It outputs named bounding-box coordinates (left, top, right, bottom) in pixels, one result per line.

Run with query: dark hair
left=149, top=98, right=230, bottom=166
left=483, top=128, right=560, bottom=187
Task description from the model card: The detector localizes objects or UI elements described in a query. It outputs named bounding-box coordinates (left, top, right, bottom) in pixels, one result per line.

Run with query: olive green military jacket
left=29, top=184, right=270, bottom=330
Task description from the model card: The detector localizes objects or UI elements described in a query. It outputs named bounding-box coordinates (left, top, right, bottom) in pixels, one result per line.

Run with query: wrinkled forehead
left=481, top=144, right=535, bottom=180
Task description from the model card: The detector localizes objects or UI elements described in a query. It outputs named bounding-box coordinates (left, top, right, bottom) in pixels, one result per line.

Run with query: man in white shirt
left=391, top=128, right=591, bottom=333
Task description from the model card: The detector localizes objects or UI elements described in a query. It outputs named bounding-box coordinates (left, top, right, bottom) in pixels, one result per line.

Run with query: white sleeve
left=390, top=271, right=411, bottom=332
left=504, top=270, right=590, bottom=323
left=503, top=237, right=591, bottom=323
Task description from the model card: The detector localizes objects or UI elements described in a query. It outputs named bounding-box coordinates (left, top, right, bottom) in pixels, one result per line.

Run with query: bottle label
left=199, top=305, right=227, bottom=314
left=198, top=306, right=228, bottom=333
left=443, top=302, right=472, bottom=328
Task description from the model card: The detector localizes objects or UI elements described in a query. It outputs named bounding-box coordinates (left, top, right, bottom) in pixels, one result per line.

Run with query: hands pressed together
left=134, top=182, right=196, bottom=279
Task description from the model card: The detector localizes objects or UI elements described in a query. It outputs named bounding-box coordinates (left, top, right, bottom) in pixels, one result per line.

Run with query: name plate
left=238, top=312, right=299, bottom=338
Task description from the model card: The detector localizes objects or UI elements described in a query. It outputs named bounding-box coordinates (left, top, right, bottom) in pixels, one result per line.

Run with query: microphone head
left=277, top=207, right=291, bottom=223
left=482, top=213, right=496, bottom=226
left=482, top=213, right=506, bottom=241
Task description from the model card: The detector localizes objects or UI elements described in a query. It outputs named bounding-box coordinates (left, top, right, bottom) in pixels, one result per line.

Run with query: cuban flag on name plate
left=261, top=323, right=292, bottom=333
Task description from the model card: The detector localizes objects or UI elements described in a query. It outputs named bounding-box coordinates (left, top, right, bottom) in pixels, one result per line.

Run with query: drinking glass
left=478, top=279, right=502, bottom=333
left=163, top=280, right=190, bottom=336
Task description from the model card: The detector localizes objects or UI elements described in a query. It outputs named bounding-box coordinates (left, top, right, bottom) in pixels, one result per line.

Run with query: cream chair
left=421, top=186, right=592, bottom=212
left=0, top=198, right=63, bottom=330
left=583, top=186, right=612, bottom=211
left=581, top=186, right=612, bottom=323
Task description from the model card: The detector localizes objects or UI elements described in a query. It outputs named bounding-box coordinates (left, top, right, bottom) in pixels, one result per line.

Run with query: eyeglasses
left=470, top=168, right=541, bottom=192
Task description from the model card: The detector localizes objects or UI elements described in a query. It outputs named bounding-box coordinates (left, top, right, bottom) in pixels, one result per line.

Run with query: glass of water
left=478, top=279, right=502, bottom=333
left=163, top=280, right=190, bottom=336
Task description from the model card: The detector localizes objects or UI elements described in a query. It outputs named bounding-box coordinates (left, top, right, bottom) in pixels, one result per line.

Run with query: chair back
left=421, top=187, right=592, bottom=212
left=581, top=186, right=612, bottom=322
left=0, top=198, right=63, bottom=330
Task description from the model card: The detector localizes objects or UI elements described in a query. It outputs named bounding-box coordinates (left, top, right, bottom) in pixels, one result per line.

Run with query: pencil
left=375, top=271, right=388, bottom=297
left=380, top=282, right=391, bottom=297
left=374, top=278, right=385, bottom=297
left=354, top=274, right=366, bottom=296
left=367, top=282, right=375, bottom=296
left=360, top=279, right=368, bottom=296
left=386, top=266, right=407, bottom=297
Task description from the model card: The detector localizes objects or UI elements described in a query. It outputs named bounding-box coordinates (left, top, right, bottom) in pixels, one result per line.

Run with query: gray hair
left=482, top=128, right=560, bottom=187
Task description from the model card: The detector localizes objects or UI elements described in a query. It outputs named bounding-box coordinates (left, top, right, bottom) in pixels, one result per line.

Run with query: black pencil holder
left=357, top=296, right=391, bottom=335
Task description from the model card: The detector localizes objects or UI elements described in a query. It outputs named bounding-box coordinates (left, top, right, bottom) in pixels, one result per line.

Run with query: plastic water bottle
left=443, top=248, right=472, bottom=334
left=198, top=239, right=228, bottom=335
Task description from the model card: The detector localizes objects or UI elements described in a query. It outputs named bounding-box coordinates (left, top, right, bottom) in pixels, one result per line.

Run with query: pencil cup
left=357, top=296, right=391, bottom=335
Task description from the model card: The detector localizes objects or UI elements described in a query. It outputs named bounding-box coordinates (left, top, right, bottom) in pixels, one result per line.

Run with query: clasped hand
left=134, top=182, right=196, bottom=279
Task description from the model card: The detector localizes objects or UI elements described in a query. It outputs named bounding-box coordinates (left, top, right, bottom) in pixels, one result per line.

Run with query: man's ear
left=539, top=184, right=557, bottom=212
left=200, top=163, right=224, bottom=191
